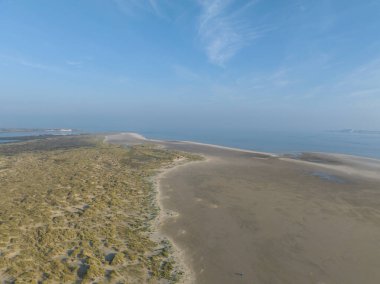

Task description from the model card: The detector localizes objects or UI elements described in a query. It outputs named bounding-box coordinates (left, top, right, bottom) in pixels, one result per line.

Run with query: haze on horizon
left=1, top=0, right=379, bottom=133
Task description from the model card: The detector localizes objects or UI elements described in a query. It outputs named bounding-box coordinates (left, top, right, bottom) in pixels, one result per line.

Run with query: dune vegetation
left=0, top=136, right=198, bottom=283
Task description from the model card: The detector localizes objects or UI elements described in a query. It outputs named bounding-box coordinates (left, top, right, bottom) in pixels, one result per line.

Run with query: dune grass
left=0, top=136, right=198, bottom=283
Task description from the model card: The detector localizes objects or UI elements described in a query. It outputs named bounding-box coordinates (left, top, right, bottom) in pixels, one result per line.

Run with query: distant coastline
left=2, top=128, right=380, bottom=159
left=141, top=129, right=380, bottom=160
left=0, top=129, right=84, bottom=144
left=0, top=128, right=77, bottom=133
left=328, top=129, right=380, bottom=134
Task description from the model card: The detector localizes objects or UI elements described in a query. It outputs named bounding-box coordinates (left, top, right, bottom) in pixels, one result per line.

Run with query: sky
left=0, top=0, right=380, bottom=133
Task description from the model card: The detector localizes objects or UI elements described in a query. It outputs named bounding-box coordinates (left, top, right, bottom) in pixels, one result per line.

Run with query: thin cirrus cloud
left=112, top=0, right=263, bottom=66
left=172, top=64, right=201, bottom=81
left=0, top=53, right=60, bottom=72
left=112, top=0, right=165, bottom=18
left=335, top=57, right=380, bottom=99
left=197, top=0, right=262, bottom=65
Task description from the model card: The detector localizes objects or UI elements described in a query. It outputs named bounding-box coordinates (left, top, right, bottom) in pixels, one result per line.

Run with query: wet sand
left=107, top=133, right=380, bottom=284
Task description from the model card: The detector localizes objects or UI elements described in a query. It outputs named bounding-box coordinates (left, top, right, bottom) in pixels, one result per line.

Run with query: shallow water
left=311, top=171, right=346, bottom=184
left=141, top=129, right=380, bottom=159
left=0, top=140, right=17, bottom=144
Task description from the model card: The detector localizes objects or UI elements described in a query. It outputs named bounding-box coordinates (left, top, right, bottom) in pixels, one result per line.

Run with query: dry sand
left=107, top=133, right=380, bottom=284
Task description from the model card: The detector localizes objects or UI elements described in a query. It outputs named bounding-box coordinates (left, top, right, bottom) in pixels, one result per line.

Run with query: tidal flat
left=0, top=135, right=198, bottom=283
left=108, top=133, right=380, bottom=284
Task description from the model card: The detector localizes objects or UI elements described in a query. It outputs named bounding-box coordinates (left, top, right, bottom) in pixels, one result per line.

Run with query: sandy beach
left=107, top=133, right=380, bottom=284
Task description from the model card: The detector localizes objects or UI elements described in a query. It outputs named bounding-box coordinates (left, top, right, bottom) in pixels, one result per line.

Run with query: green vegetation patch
left=0, top=135, right=97, bottom=156
left=0, top=136, right=197, bottom=283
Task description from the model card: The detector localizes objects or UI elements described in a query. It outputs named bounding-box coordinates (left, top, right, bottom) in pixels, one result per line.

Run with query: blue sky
left=0, top=0, right=380, bottom=132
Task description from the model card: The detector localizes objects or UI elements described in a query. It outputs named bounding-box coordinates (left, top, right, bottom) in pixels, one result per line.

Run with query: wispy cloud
left=0, top=54, right=61, bottom=72
left=275, top=56, right=380, bottom=102
left=18, top=59, right=52, bottom=70
left=112, top=0, right=168, bottom=19
left=172, top=64, right=201, bottom=81
left=66, top=60, right=83, bottom=67
left=197, top=0, right=262, bottom=66
left=148, top=0, right=164, bottom=18
left=0, top=54, right=90, bottom=72
left=233, top=66, right=293, bottom=96
left=112, top=0, right=142, bottom=16
left=112, top=0, right=264, bottom=65
left=336, top=57, right=380, bottom=99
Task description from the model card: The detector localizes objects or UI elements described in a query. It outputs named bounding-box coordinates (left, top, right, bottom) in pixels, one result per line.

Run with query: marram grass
left=0, top=136, right=199, bottom=283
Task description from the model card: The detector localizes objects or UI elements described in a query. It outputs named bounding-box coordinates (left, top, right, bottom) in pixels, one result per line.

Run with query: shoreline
left=163, top=140, right=277, bottom=157
left=105, top=133, right=203, bottom=282
left=105, top=133, right=208, bottom=282
left=150, top=158, right=208, bottom=284
left=106, top=133, right=380, bottom=183
left=109, top=132, right=380, bottom=162
left=106, top=132, right=380, bottom=283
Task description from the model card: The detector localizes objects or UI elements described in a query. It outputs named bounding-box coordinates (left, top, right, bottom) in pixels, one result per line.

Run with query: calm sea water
left=141, top=129, right=380, bottom=159
left=1, top=129, right=379, bottom=159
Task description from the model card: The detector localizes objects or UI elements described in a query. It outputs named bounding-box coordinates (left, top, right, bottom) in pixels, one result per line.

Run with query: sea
left=1, top=129, right=379, bottom=160
left=140, top=129, right=380, bottom=160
